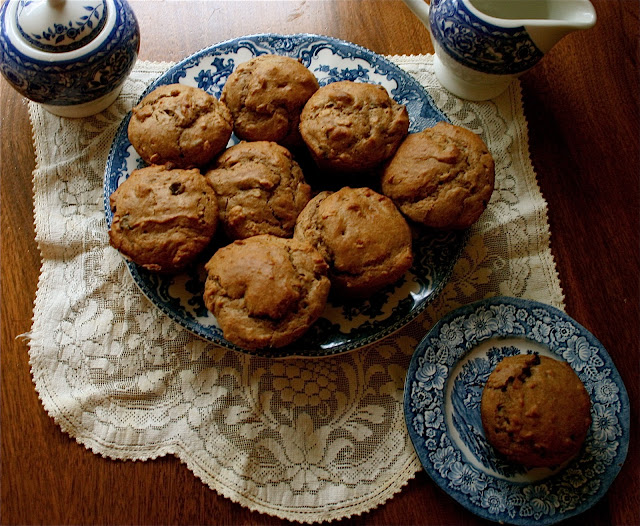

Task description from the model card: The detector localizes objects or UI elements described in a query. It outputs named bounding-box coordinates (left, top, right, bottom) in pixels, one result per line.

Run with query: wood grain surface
left=1, top=1, right=638, bottom=524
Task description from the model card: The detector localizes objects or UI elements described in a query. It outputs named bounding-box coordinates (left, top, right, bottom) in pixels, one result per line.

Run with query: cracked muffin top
left=204, top=141, right=311, bottom=240
left=294, top=186, right=413, bottom=298
left=299, top=80, right=409, bottom=173
left=128, top=84, right=233, bottom=169
left=108, top=165, right=219, bottom=273
left=221, top=54, right=319, bottom=148
left=203, top=234, right=330, bottom=350
left=381, top=121, right=495, bottom=229
left=480, top=353, right=592, bottom=468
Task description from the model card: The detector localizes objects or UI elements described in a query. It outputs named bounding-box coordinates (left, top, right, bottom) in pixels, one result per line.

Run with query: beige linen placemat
left=27, top=55, right=563, bottom=522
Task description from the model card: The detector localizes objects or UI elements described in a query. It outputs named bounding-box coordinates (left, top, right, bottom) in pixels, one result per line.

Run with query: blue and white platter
left=404, top=296, right=629, bottom=525
left=103, top=33, right=465, bottom=358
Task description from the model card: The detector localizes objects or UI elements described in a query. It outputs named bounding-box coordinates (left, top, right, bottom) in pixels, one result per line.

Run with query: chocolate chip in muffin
left=109, top=165, right=219, bottom=273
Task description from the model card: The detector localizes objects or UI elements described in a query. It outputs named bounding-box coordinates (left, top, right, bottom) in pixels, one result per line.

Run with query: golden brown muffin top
left=205, top=141, right=311, bottom=240
left=480, top=353, right=592, bottom=468
left=203, top=234, right=330, bottom=350
left=221, top=55, right=319, bottom=147
left=299, top=80, right=409, bottom=172
left=128, top=84, right=233, bottom=168
left=381, top=121, right=495, bottom=229
left=109, top=165, right=218, bottom=273
left=294, top=186, right=413, bottom=297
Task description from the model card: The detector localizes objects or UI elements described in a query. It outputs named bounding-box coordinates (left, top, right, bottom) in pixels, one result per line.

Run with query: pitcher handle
left=403, top=0, right=430, bottom=26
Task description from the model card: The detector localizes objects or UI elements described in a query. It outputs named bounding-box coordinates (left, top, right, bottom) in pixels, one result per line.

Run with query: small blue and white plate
left=404, top=296, right=629, bottom=525
left=103, top=33, right=465, bottom=358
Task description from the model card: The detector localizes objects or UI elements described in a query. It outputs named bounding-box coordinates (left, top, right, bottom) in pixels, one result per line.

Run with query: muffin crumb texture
left=128, top=84, right=233, bottom=168
left=205, top=141, right=311, bottom=240
left=381, top=121, right=494, bottom=229
left=480, top=353, right=592, bottom=468
left=109, top=165, right=219, bottom=273
left=203, top=235, right=330, bottom=350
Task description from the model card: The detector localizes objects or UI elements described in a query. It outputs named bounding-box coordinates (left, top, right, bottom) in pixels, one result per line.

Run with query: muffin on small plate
left=108, top=165, right=218, bottom=273
left=480, top=353, right=592, bottom=468
left=203, top=234, right=330, bottom=350
left=221, top=54, right=319, bottom=148
left=381, top=121, right=494, bottom=229
left=294, top=186, right=413, bottom=298
left=205, top=141, right=311, bottom=240
left=128, top=83, right=233, bottom=168
left=299, top=80, right=409, bottom=173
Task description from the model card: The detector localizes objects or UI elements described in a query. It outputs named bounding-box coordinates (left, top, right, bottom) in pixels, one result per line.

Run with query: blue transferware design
left=404, top=296, right=630, bottom=525
left=429, top=0, right=543, bottom=75
left=103, top=34, right=462, bottom=358
left=0, top=0, right=139, bottom=107
left=17, top=0, right=107, bottom=53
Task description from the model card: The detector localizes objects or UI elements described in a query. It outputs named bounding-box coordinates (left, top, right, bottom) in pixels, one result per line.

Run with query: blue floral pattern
left=192, top=57, right=234, bottom=94
left=404, top=297, right=629, bottom=525
left=429, top=0, right=544, bottom=75
left=16, top=0, right=107, bottom=52
left=103, top=34, right=461, bottom=358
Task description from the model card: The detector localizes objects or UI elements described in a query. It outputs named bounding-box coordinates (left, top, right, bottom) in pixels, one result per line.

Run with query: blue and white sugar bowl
left=0, top=0, right=140, bottom=117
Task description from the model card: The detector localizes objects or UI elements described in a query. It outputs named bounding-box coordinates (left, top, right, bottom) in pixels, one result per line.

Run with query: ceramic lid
left=15, top=0, right=108, bottom=53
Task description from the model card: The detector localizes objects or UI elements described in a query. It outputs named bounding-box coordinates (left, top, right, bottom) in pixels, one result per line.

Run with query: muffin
left=299, top=80, right=409, bottom=172
left=480, top=353, right=592, bottom=468
left=221, top=54, right=319, bottom=147
left=108, top=165, right=218, bottom=273
left=128, top=84, right=233, bottom=168
left=205, top=141, right=311, bottom=240
left=294, top=186, right=413, bottom=298
left=381, top=121, right=495, bottom=229
left=203, top=234, right=331, bottom=350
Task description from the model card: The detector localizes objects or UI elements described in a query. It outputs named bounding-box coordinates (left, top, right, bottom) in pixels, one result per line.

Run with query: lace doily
left=27, top=55, right=563, bottom=523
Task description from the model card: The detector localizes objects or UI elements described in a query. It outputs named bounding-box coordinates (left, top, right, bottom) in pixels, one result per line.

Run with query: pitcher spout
left=464, top=0, right=597, bottom=53
left=522, top=1, right=597, bottom=53
left=402, top=0, right=430, bottom=27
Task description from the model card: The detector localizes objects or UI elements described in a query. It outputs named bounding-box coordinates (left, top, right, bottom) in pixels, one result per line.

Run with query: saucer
left=404, top=296, right=629, bottom=525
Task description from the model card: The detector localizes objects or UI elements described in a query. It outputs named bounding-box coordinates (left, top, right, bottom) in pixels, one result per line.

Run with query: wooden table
left=2, top=1, right=638, bottom=524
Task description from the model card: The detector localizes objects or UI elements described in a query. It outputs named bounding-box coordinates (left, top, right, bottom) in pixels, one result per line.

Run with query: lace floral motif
left=28, top=56, right=563, bottom=523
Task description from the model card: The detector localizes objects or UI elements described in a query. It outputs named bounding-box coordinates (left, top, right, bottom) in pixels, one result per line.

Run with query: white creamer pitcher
left=403, top=0, right=596, bottom=100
